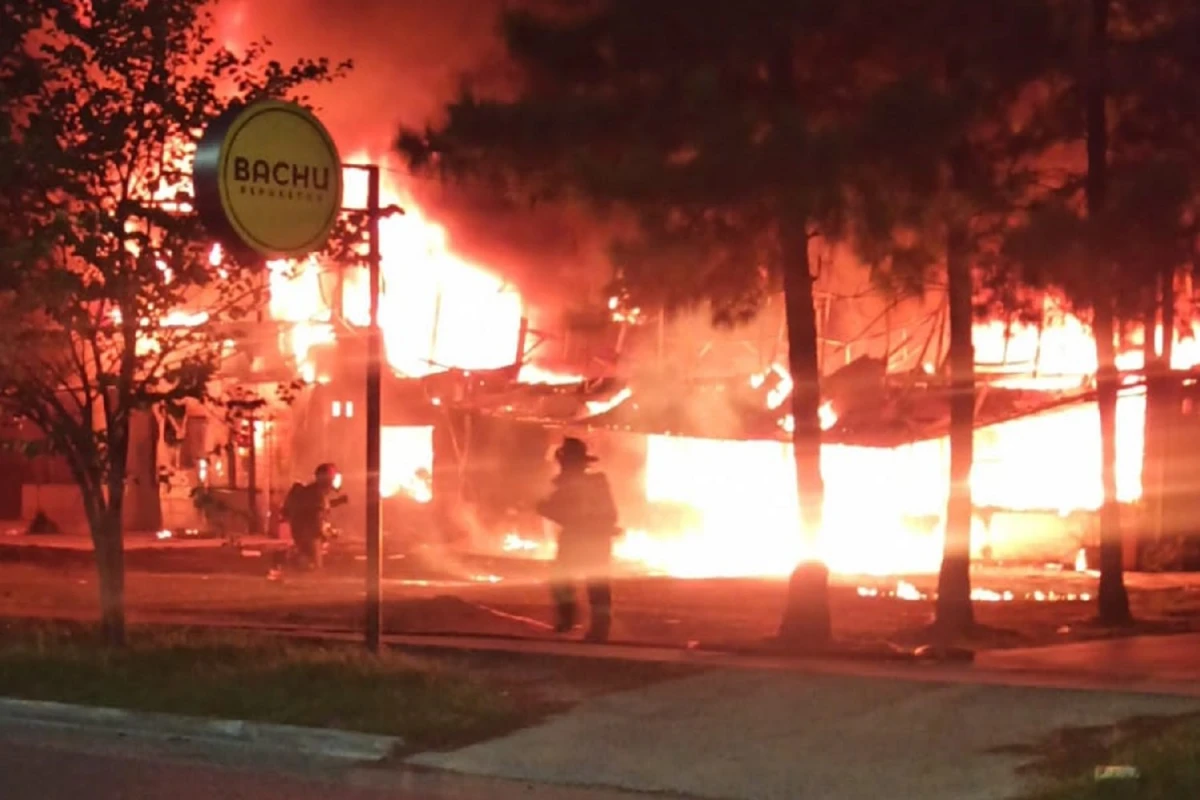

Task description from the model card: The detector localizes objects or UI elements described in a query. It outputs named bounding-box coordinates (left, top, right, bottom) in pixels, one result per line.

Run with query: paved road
left=0, top=723, right=668, bottom=800
left=0, top=730, right=400, bottom=800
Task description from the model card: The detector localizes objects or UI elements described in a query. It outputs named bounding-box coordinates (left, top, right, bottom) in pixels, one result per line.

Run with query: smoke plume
left=221, top=0, right=615, bottom=316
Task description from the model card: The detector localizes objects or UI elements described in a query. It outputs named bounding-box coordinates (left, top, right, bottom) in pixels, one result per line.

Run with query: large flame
left=235, top=152, right=1197, bottom=579
left=266, top=155, right=526, bottom=381
left=614, top=305, right=1198, bottom=579
left=380, top=425, right=434, bottom=501
left=253, top=155, right=537, bottom=499
left=975, top=298, right=1200, bottom=387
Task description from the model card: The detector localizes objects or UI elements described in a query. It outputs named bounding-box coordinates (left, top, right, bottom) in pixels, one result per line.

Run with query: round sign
left=194, top=101, right=342, bottom=260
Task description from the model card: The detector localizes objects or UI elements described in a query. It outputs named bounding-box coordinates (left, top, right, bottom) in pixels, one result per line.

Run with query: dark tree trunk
left=1162, top=266, right=1175, bottom=368
left=124, top=409, right=163, bottom=532
left=782, top=230, right=824, bottom=556
left=936, top=219, right=975, bottom=634
left=90, top=507, right=126, bottom=646
left=247, top=418, right=261, bottom=534
left=1141, top=280, right=1165, bottom=562
left=1088, top=0, right=1131, bottom=624
left=778, top=217, right=831, bottom=645
left=1095, top=307, right=1130, bottom=621
left=768, top=33, right=830, bottom=646
left=932, top=41, right=977, bottom=635
left=93, top=397, right=132, bottom=647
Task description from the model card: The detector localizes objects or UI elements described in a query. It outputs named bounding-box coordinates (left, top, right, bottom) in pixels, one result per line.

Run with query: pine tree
left=401, top=0, right=890, bottom=644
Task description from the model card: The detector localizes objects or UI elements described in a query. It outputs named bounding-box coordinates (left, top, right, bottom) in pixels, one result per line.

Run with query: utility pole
left=364, top=165, right=383, bottom=653
left=247, top=417, right=259, bottom=533
left=342, top=163, right=384, bottom=653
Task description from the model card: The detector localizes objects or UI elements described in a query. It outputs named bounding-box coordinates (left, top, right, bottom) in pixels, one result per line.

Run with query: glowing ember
left=518, top=365, right=585, bottom=385
left=502, top=533, right=541, bottom=553
left=855, top=582, right=1091, bottom=603
left=160, top=310, right=210, bottom=327
left=970, top=588, right=1013, bottom=602
left=609, top=295, right=643, bottom=324
left=818, top=401, right=838, bottom=430
left=750, top=363, right=793, bottom=410
left=585, top=386, right=633, bottom=417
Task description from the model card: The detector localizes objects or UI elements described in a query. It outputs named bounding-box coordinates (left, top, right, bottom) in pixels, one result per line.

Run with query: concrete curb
left=350, top=764, right=707, bottom=799
left=0, top=697, right=401, bottom=761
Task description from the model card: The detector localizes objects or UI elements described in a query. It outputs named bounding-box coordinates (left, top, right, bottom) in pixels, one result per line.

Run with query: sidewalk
left=386, top=630, right=1200, bottom=699
left=977, top=633, right=1200, bottom=684
left=408, top=667, right=1199, bottom=800
left=388, top=630, right=1200, bottom=798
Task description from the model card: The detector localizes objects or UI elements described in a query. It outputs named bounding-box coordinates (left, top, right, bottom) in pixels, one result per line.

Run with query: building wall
left=19, top=481, right=200, bottom=533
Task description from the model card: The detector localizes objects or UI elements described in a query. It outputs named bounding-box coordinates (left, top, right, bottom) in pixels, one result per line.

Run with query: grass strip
left=0, top=619, right=523, bottom=750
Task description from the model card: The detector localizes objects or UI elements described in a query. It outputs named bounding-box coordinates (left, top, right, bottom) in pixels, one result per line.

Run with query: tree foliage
left=402, top=0, right=910, bottom=642
left=1002, top=0, right=1200, bottom=621
left=836, top=0, right=1062, bottom=634
left=400, top=0, right=1073, bottom=640
left=403, top=0, right=1200, bottom=632
left=1008, top=0, right=1199, bottom=316
left=0, top=0, right=350, bottom=644
left=407, top=2, right=898, bottom=320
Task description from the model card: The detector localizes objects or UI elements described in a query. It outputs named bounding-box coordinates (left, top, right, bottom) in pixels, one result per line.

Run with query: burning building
left=4, top=0, right=1196, bottom=578
left=7, top=144, right=1200, bottom=585
left=226, top=151, right=1200, bottom=579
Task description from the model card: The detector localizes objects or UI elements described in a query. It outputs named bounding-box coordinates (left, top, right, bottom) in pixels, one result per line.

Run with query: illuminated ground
left=7, top=665, right=1198, bottom=800
left=0, top=550, right=1197, bottom=651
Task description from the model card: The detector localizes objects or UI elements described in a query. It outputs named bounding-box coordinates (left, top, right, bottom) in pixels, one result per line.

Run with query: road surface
left=0, top=721, right=665, bottom=800
left=0, top=726, right=403, bottom=800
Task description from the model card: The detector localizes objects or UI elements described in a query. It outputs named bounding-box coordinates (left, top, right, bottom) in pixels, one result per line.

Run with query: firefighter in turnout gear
left=280, top=462, right=347, bottom=570
left=536, top=437, right=620, bottom=641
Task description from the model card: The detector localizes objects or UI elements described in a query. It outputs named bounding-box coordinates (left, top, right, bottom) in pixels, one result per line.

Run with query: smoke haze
left=221, top=0, right=615, bottom=313
left=223, top=1, right=934, bottom=375
left=217, top=0, right=510, bottom=148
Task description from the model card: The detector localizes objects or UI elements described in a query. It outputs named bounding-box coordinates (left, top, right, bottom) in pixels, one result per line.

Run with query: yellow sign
left=195, top=101, right=343, bottom=260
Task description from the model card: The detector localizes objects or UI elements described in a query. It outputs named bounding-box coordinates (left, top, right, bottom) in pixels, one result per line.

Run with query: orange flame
left=264, top=155, right=526, bottom=382
left=612, top=308, right=1198, bottom=578
left=380, top=425, right=433, bottom=501
left=203, top=147, right=1196, bottom=578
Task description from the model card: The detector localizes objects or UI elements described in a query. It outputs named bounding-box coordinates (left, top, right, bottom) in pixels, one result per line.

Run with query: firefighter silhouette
left=536, top=437, right=620, bottom=641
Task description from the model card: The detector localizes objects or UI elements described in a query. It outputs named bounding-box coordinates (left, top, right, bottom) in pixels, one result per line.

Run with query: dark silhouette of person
left=281, top=462, right=347, bottom=570
left=536, top=437, right=620, bottom=641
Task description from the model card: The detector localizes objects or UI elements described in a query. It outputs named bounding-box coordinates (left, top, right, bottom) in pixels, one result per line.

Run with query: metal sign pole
left=364, top=164, right=383, bottom=653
